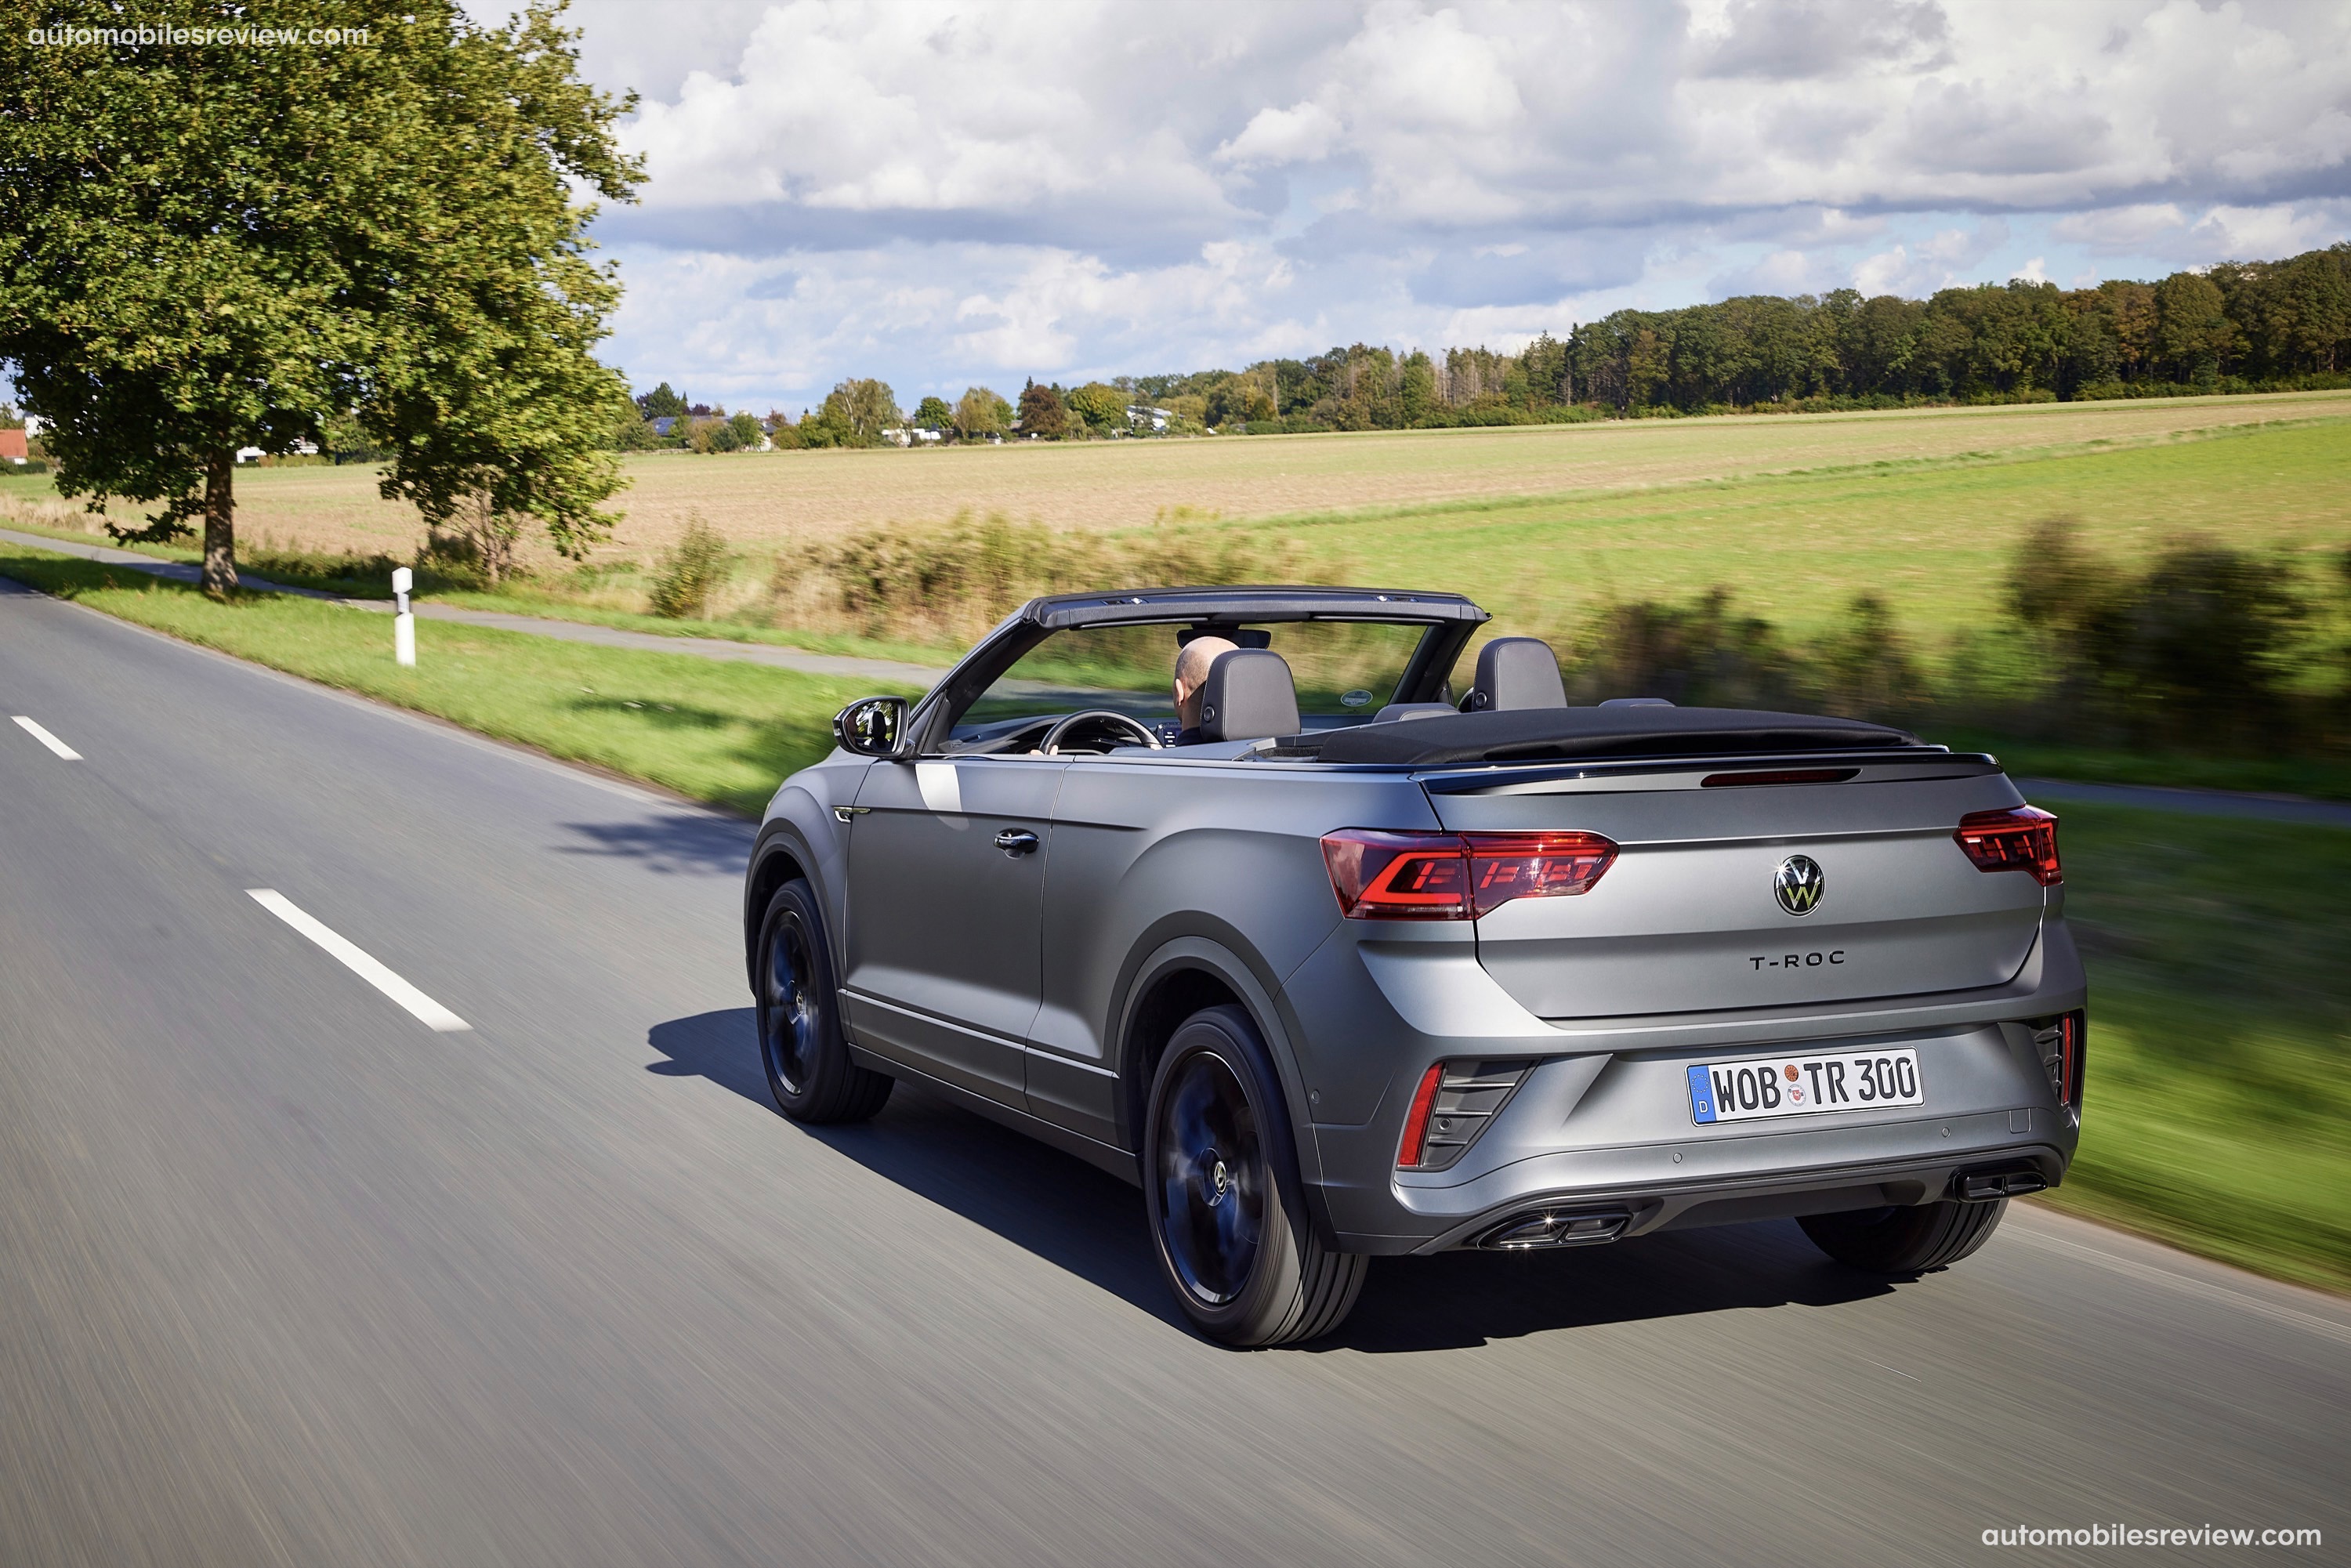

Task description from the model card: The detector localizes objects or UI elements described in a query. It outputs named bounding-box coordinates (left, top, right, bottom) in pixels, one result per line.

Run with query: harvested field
left=9, top=389, right=2349, bottom=564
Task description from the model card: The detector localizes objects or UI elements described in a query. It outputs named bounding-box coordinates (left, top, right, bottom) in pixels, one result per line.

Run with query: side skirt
left=846, top=1044, right=1143, bottom=1187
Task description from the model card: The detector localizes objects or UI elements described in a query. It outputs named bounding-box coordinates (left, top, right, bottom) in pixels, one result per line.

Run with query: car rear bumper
left=1290, top=922, right=2086, bottom=1255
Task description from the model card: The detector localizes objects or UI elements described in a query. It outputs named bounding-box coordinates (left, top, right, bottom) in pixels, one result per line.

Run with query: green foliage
left=953, top=386, right=1012, bottom=440
left=1562, top=247, right=2351, bottom=413
left=636, top=382, right=688, bottom=420
left=1016, top=381, right=1070, bottom=440
left=769, top=509, right=1297, bottom=643
left=1110, top=248, right=2350, bottom=436
left=911, top=396, right=954, bottom=431
left=0, top=1, right=643, bottom=595
left=647, top=515, right=730, bottom=617
left=2005, top=517, right=2325, bottom=749
left=807, top=378, right=899, bottom=447
left=1066, top=382, right=1127, bottom=431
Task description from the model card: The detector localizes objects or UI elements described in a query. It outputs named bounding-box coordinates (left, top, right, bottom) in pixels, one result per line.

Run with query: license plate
left=1687, top=1048, right=1923, bottom=1125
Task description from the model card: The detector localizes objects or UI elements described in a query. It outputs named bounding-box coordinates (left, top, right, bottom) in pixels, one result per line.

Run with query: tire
left=1799, top=1196, right=2008, bottom=1274
left=754, top=878, right=893, bottom=1124
left=1142, top=1005, right=1365, bottom=1347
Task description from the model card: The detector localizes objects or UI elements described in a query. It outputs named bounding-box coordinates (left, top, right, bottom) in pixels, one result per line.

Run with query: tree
left=817, top=378, right=900, bottom=446
left=954, top=386, right=1012, bottom=440
left=1066, top=381, right=1126, bottom=431
left=912, top=395, right=954, bottom=431
left=727, top=411, right=763, bottom=450
left=0, top=2, right=642, bottom=596
left=1017, top=379, right=1070, bottom=439
left=637, top=381, right=687, bottom=419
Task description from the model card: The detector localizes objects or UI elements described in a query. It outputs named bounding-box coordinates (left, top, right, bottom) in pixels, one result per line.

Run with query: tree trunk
left=201, top=448, right=237, bottom=599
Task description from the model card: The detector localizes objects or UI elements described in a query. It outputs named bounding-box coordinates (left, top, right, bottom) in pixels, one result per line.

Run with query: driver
left=1168, top=635, right=1238, bottom=744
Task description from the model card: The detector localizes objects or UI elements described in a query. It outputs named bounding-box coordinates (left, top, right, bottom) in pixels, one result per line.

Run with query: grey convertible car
left=742, top=586, right=2085, bottom=1345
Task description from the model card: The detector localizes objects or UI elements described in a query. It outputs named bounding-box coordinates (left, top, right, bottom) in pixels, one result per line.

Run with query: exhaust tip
left=1476, top=1208, right=1631, bottom=1251
left=1952, top=1164, right=2048, bottom=1202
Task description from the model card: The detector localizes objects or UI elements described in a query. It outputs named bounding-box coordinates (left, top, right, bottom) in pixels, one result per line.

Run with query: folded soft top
left=1309, top=705, right=1920, bottom=766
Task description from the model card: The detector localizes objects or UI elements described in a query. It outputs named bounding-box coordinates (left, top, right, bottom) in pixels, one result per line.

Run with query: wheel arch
left=1112, top=936, right=1328, bottom=1221
left=744, top=824, right=814, bottom=988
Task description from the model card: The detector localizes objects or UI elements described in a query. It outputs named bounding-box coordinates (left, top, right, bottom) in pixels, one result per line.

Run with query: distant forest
left=1133, top=243, right=2351, bottom=432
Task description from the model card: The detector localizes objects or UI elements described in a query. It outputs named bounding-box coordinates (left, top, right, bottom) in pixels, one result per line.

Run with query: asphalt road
left=3, top=579, right=2346, bottom=1568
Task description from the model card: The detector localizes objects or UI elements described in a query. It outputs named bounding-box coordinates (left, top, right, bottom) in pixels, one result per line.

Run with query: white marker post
left=392, top=566, right=416, bottom=667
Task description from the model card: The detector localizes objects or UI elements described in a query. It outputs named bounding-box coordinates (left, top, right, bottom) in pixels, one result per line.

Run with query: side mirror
left=835, top=696, right=911, bottom=758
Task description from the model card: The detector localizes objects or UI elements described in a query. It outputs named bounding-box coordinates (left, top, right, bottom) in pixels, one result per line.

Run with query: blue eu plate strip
left=1687, top=1065, right=1717, bottom=1124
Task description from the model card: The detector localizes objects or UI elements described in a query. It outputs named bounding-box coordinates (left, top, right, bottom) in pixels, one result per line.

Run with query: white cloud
left=1215, top=102, right=1343, bottom=167
left=2052, top=203, right=2189, bottom=251
left=560, top=0, right=2351, bottom=405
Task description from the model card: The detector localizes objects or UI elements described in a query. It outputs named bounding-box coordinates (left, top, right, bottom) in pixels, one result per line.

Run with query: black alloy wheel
left=755, top=879, right=893, bottom=1124
left=1156, top=1048, right=1267, bottom=1305
left=1142, top=1005, right=1365, bottom=1346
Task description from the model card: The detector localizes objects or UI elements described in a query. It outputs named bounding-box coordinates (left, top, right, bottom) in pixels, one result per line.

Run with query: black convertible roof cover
left=1024, top=585, right=1489, bottom=630
left=1313, top=705, right=1922, bottom=766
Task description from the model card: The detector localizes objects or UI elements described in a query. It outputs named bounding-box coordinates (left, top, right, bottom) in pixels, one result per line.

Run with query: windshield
left=942, top=621, right=1440, bottom=753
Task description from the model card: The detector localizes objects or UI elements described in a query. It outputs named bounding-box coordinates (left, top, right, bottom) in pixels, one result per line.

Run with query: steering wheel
left=1040, top=709, right=1165, bottom=755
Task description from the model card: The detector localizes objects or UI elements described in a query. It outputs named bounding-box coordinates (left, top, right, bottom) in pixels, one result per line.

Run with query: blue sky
left=546, top=2, right=2351, bottom=412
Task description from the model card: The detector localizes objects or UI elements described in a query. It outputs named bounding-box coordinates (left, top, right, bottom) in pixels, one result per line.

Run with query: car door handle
left=994, top=828, right=1040, bottom=856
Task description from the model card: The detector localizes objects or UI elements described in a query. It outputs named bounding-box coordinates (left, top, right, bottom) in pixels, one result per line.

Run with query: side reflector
left=1954, top=806, right=2062, bottom=885
left=1396, top=1063, right=1444, bottom=1168
left=1323, top=829, right=1617, bottom=919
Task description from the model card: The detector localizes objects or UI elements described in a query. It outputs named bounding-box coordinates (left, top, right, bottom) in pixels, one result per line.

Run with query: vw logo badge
left=1774, top=855, right=1825, bottom=917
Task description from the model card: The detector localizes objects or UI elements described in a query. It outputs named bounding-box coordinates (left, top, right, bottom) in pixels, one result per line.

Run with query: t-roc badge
left=1774, top=855, right=1825, bottom=916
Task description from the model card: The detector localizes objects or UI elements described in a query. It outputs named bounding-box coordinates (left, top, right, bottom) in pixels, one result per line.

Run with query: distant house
left=651, top=416, right=679, bottom=437
left=1127, top=404, right=1172, bottom=433
left=0, top=429, right=27, bottom=463
left=232, top=440, right=317, bottom=464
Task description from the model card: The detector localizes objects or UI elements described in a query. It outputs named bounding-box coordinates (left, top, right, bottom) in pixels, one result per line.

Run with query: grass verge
left=2036, top=802, right=2351, bottom=1292
left=0, top=546, right=917, bottom=815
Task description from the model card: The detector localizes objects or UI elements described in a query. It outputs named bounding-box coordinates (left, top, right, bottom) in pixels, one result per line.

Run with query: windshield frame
left=908, top=601, right=1486, bottom=757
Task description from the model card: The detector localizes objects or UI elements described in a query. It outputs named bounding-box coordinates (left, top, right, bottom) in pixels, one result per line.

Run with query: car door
left=839, top=755, right=1065, bottom=1106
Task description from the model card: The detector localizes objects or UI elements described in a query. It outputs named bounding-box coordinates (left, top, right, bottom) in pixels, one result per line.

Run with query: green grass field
left=0, top=546, right=919, bottom=815
left=1249, top=412, right=2351, bottom=641
left=2040, top=802, right=2351, bottom=1292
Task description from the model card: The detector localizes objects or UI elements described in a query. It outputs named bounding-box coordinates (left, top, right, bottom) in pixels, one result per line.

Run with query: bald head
left=1173, top=636, right=1239, bottom=729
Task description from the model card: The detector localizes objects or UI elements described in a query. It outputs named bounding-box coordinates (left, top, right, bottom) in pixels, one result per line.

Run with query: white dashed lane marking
left=246, top=889, right=472, bottom=1033
left=11, top=715, right=82, bottom=759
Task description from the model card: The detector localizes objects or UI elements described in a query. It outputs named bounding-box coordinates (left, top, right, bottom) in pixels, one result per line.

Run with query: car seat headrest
left=1465, top=637, right=1567, bottom=712
left=1197, top=649, right=1300, bottom=742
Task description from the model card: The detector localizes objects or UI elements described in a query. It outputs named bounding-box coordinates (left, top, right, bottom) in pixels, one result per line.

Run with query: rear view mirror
left=835, top=696, right=911, bottom=758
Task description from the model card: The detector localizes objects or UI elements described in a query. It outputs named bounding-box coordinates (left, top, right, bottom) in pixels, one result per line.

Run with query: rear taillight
left=1322, top=829, right=1617, bottom=919
left=1955, top=806, right=2062, bottom=885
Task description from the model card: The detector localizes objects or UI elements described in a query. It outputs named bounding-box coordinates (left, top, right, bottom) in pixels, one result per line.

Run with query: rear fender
left=1114, top=934, right=1333, bottom=1237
